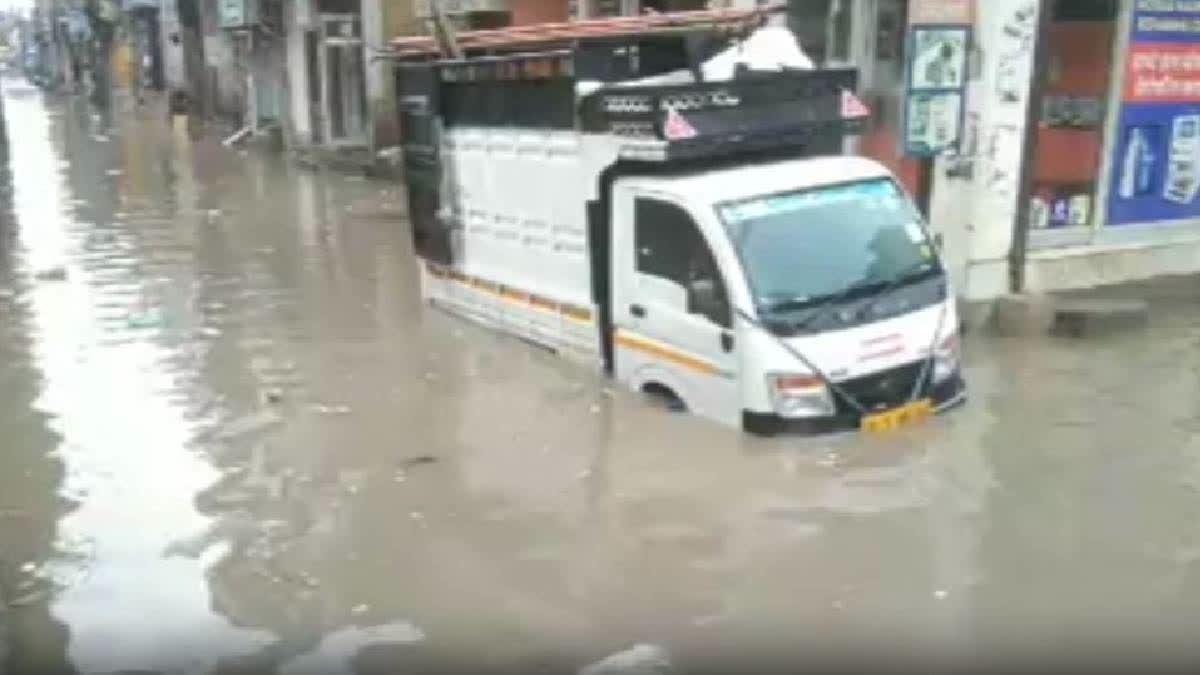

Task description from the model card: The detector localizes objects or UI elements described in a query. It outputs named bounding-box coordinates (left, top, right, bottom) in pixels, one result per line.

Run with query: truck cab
left=608, top=156, right=964, bottom=435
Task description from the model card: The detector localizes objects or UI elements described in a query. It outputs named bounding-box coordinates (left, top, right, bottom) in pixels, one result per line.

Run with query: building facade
left=913, top=0, right=1200, bottom=302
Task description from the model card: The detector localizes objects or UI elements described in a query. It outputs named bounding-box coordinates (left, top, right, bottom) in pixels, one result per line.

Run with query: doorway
left=318, top=14, right=367, bottom=147
left=1025, top=0, right=1120, bottom=246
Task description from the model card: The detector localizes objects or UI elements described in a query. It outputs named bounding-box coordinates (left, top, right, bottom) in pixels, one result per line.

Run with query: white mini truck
left=395, top=12, right=965, bottom=435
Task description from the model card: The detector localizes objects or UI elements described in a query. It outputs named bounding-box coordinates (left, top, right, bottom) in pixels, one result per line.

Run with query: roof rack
left=385, top=4, right=787, bottom=60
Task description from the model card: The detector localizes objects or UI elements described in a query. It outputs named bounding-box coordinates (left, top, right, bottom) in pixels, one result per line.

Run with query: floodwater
left=3, top=78, right=1200, bottom=674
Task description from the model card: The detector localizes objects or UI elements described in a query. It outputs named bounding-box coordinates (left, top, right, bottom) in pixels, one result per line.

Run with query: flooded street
left=5, top=78, right=1200, bottom=673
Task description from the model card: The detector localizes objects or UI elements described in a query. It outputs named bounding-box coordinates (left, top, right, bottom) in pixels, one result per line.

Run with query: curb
left=966, top=294, right=1150, bottom=339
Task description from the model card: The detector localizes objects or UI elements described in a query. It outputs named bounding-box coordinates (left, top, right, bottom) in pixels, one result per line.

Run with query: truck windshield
left=717, top=178, right=942, bottom=325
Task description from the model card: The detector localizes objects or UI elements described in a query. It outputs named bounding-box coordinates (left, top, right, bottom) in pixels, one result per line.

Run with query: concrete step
left=1050, top=298, right=1149, bottom=338
left=986, top=294, right=1149, bottom=338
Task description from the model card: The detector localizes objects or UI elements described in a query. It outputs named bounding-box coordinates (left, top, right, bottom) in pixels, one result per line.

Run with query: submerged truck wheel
left=642, top=382, right=686, bottom=414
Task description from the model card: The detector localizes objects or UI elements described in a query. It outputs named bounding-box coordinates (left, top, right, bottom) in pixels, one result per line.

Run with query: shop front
left=1022, top=0, right=1200, bottom=291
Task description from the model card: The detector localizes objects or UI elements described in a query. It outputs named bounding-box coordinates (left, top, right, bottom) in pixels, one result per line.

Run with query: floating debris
left=19, top=562, right=37, bottom=574
left=351, top=603, right=369, bottom=615
left=215, top=408, right=283, bottom=441
left=579, top=644, right=672, bottom=675
left=7, top=589, right=48, bottom=608
left=106, top=169, right=123, bottom=177
left=934, top=589, right=949, bottom=600
left=313, top=404, right=352, bottom=415
left=399, top=455, right=437, bottom=468
left=126, top=309, right=165, bottom=329
left=33, top=266, right=68, bottom=282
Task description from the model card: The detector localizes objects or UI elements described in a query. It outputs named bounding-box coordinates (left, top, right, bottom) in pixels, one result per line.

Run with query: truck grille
left=835, top=361, right=928, bottom=415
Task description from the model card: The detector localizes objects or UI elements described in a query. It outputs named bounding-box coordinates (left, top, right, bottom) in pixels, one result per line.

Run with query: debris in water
left=400, top=455, right=437, bottom=468
left=94, top=135, right=110, bottom=143
left=312, top=404, right=352, bottom=415
left=215, top=408, right=283, bottom=441
left=7, top=589, right=48, bottom=608
left=34, top=266, right=68, bottom=282
left=576, top=469, right=593, bottom=480
left=590, top=404, right=602, bottom=414
left=278, top=621, right=426, bottom=675
left=934, top=589, right=949, bottom=600
left=126, top=309, right=165, bottom=329
left=19, top=562, right=37, bottom=574
left=106, top=168, right=123, bottom=177
left=578, top=644, right=672, bottom=675
left=351, top=603, right=369, bottom=615
left=197, top=326, right=222, bottom=338
left=263, top=389, right=285, bottom=405
left=206, top=209, right=222, bottom=220
left=409, top=511, right=423, bottom=520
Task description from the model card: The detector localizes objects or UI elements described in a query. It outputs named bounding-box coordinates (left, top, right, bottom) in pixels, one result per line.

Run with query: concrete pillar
left=361, top=0, right=395, bottom=153
left=928, top=0, right=1045, bottom=302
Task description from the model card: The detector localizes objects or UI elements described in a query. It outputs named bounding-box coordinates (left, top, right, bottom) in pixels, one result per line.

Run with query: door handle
left=720, top=331, right=734, bottom=353
left=630, top=304, right=647, bottom=318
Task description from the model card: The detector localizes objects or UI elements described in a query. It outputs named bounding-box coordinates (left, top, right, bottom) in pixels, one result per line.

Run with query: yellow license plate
left=861, top=399, right=934, bottom=433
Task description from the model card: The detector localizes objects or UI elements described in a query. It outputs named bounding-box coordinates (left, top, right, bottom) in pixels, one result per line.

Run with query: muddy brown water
left=4, top=79, right=1200, bottom=674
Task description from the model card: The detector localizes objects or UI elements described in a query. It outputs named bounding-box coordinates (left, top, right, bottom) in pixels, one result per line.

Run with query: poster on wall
left=1108, top=2, right=1200, bottom=226
left=903, top=24, right=970, bottom=156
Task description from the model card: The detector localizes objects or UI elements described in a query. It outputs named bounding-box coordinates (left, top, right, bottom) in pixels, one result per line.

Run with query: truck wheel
left=743, top=412, right=782, bottom=437
left=642, top=383, right=685, bottom=414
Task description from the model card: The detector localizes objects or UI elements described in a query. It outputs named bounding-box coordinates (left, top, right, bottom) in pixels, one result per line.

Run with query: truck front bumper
left=744, top=372, right=967, bottom=437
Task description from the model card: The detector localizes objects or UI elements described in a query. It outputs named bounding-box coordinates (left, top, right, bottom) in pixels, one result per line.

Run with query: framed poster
left=905, top=90, right=964, bottom=155
left=903, top=25, right=970, bottom=156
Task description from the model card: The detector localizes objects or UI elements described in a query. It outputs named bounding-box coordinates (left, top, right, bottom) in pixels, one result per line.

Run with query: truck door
left=611, top=190, right=741, bottom=427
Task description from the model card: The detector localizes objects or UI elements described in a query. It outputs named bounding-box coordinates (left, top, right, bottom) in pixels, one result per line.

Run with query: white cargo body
left=396, top=10, right=965, bottom=435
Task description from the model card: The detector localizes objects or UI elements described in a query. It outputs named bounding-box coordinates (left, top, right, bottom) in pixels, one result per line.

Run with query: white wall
left=361, top=0, right=396, bottom=150
left=929, top=0, right=1044, bottom=301
left=286, top=0, right=316, bottom=145
left=160, top=3, right=185, bottom=90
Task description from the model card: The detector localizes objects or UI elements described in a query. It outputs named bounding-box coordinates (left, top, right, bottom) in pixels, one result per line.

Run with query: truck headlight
left=768, top=373, right=835, bottom=418
left=932, top=333, right=961, bottom=384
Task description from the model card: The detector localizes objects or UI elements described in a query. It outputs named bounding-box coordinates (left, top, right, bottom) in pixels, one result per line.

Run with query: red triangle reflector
left=664, top=108, right=698, bottom=140
left=841, top=90, right=871, bottom=119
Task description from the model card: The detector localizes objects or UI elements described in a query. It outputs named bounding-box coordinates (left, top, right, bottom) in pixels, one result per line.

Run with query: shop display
left=1108, top=2, right=1200, bottom=225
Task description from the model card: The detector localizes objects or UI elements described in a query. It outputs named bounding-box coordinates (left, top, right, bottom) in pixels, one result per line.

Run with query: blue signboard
left=1107, top=3, right=1200, bottom=225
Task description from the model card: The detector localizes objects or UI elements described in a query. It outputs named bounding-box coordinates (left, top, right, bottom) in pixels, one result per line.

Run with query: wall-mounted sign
left=1107, top=2, right=1200, bottom=225
left=908, top=0, right=974, bottom=26
left=903, top=24, right=970, bottom=157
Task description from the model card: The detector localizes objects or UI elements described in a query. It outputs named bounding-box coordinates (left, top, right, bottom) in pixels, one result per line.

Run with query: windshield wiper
left=775, top=276, right=892, bottom=333
left=852, top=262, right=940, bottom=322
left=779, top=262, right=936, bottom=333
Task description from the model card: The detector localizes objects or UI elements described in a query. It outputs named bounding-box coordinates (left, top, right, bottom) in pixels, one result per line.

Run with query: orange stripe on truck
left=613, top=330, right=719, bottom=377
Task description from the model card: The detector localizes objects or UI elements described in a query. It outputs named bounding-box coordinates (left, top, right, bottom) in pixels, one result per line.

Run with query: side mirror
left=687, top=278, right=727, bottom=325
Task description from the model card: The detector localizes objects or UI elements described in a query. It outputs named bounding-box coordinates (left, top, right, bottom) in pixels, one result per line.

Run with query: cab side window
left=634, top=197, right=731, bottom=327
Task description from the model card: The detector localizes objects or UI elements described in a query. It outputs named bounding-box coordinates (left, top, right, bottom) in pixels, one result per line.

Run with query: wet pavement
left=4, top=78, right=1200, bottom=674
